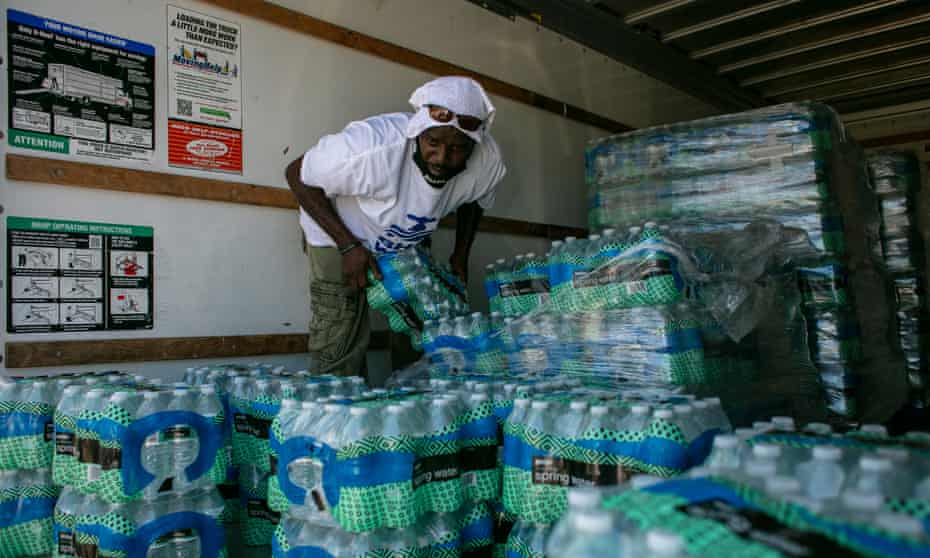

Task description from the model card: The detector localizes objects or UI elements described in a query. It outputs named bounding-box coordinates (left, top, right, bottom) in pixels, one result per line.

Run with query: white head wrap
left=406, top=76, right=495, bottom=143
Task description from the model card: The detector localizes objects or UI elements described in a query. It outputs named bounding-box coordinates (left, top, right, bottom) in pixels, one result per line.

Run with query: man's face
left=417, top=126, right=475, bottom=181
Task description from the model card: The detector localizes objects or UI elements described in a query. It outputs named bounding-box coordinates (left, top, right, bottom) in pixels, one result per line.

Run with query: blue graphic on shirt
left=373, top=214, right=437, bottom=253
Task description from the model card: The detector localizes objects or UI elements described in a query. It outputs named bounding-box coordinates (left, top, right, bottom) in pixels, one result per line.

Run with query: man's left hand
left=449, top=251, right=469, bottom=284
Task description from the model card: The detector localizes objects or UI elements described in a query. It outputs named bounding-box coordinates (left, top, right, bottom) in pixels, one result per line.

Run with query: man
left=285, top=76, right=506, bottom=376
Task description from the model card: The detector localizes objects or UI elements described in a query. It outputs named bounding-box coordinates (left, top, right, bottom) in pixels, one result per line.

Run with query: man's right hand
left=342, top=245, right=382, bottom=290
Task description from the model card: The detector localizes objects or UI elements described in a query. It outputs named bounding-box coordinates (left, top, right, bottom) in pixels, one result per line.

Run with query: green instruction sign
left=7, top=216, right=154, bottom=333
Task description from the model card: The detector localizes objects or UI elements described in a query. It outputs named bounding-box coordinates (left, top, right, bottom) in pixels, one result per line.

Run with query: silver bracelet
left=338, top=241, right=363, bottom=255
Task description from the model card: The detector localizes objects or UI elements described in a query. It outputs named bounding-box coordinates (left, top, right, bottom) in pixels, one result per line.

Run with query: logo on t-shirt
left=373, top=214, right=437, bottom=253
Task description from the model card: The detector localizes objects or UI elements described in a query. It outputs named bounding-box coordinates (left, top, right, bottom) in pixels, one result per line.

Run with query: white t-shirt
left=298, top=113, right=506, bottom=253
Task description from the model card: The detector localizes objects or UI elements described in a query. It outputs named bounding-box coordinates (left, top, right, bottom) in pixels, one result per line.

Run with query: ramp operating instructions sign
left=7, top=9, right=156, bottom=162
left=7, top=217, right=154, bottom=333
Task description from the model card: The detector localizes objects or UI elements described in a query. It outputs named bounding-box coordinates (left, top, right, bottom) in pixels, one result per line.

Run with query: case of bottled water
left=366, top=244, right=470, bottom=344
left=0, top=468, right=58, bottom=558
left=0, top=372, right=132, bottom=472
left=53, top=486, right=225, bottom=558
left=53, top=383, right=226, bottom=502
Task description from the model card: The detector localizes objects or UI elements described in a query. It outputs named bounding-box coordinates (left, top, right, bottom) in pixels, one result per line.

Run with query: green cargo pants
left=306, top=245, right=370, bottom=377
left=306, top=245, right=422, bottom=378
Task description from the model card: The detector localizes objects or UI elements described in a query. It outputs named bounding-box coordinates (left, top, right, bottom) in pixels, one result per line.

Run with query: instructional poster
left=7, top=217, right=154, bottom=333
left=167, top=5, right=243, bottom=174
left=6, top=9, right=156, bottom=162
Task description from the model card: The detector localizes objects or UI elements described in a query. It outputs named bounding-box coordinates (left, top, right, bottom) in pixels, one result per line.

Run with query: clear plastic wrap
left=866, top=151, right=928, bottom=409
left=892, top=277, right=929, bottom=408
left=582, top=102, right=905, bottom=424
left=586, top=103, right=867, bottom=258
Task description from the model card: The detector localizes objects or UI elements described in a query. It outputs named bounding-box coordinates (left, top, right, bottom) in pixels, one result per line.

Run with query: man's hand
left=449, top=250, right=469, bottom=285
left=343, top=245, right=381, bottom=290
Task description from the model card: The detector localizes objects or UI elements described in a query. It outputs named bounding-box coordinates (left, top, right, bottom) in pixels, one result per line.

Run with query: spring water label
left=572, top=258, right=672, bottom=289
left=391, top=301, right=423, bottom=330
left=678, top=499, right=847, bottom=556
left=44, top=421, right=54, bottom=442
left=246, top=498, right=281, bottom=523
left=56, top=431, right=76, bottom=456
left=498, top=279, right=550, bottom=298
left=531, top=456, right=629, bottom=487
left=413, top=454, right=461, bottom=490
left=58, top=531, right=75, bottom=556
left=234, top=413, right=271, bottom=439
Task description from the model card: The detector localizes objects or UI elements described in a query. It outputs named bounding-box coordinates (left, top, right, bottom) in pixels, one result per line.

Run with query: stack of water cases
left=184, top=365, right=366, bottom=548
left=470, top=222, right=800, bottom=419
left=366, top=244, right=470, bottom=346
left=585, top=102, right=906, bottom=424
left=269, top=384, right=504, bottom=558
left=0, top=372, right=86, bottom=558
left=867, top=151, right=928, bottom=411
left=41, top=371, right=229, bottom=558
left=539, top=417, right=930, bottom=558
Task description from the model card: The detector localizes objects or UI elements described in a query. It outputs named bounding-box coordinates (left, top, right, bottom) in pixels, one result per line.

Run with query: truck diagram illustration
left=17, top=64, right=132, bottom=109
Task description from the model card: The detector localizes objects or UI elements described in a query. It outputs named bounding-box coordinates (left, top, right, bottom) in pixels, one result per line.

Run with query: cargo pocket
left=307, top=279, right=362, bottom=365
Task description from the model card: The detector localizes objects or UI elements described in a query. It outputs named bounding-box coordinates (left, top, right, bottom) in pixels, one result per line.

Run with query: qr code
left=177, top=98, right=193, bottom=117
left=88, top=235, right=102, bottom=250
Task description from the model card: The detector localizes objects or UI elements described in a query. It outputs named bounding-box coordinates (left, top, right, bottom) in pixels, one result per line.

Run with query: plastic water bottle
left=54, top=385, right=84, bottom=486
left=840, top=489, right=884, bottom=524
left=742, top=443, right=781, bottom=487
left=139, top=391, right=172, bottom=489
left=671, top=404, right=702, bottom=443
left=797, top=446, right=845, bottom=501
left=547, top=488, right=602, bottom=551
left=54, top=488, right=83, bottom=556
left=644, top=530, right=687, bottom=558
left=770, top=416, right=796, bottom=431
left=849, top=456, right=909, bottom=498
left=803, top=422, right=833, bottom=436
left=701, top=397, right=731, bottom=432
left=546, top=510, right=620, bottom=557
left=704, top=435, right=741, bottom=472
left=167, top=389, right=200, bottom=479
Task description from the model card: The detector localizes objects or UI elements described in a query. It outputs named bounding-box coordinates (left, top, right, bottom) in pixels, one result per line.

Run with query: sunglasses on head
left=427, top=105, right=483, bottom=132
